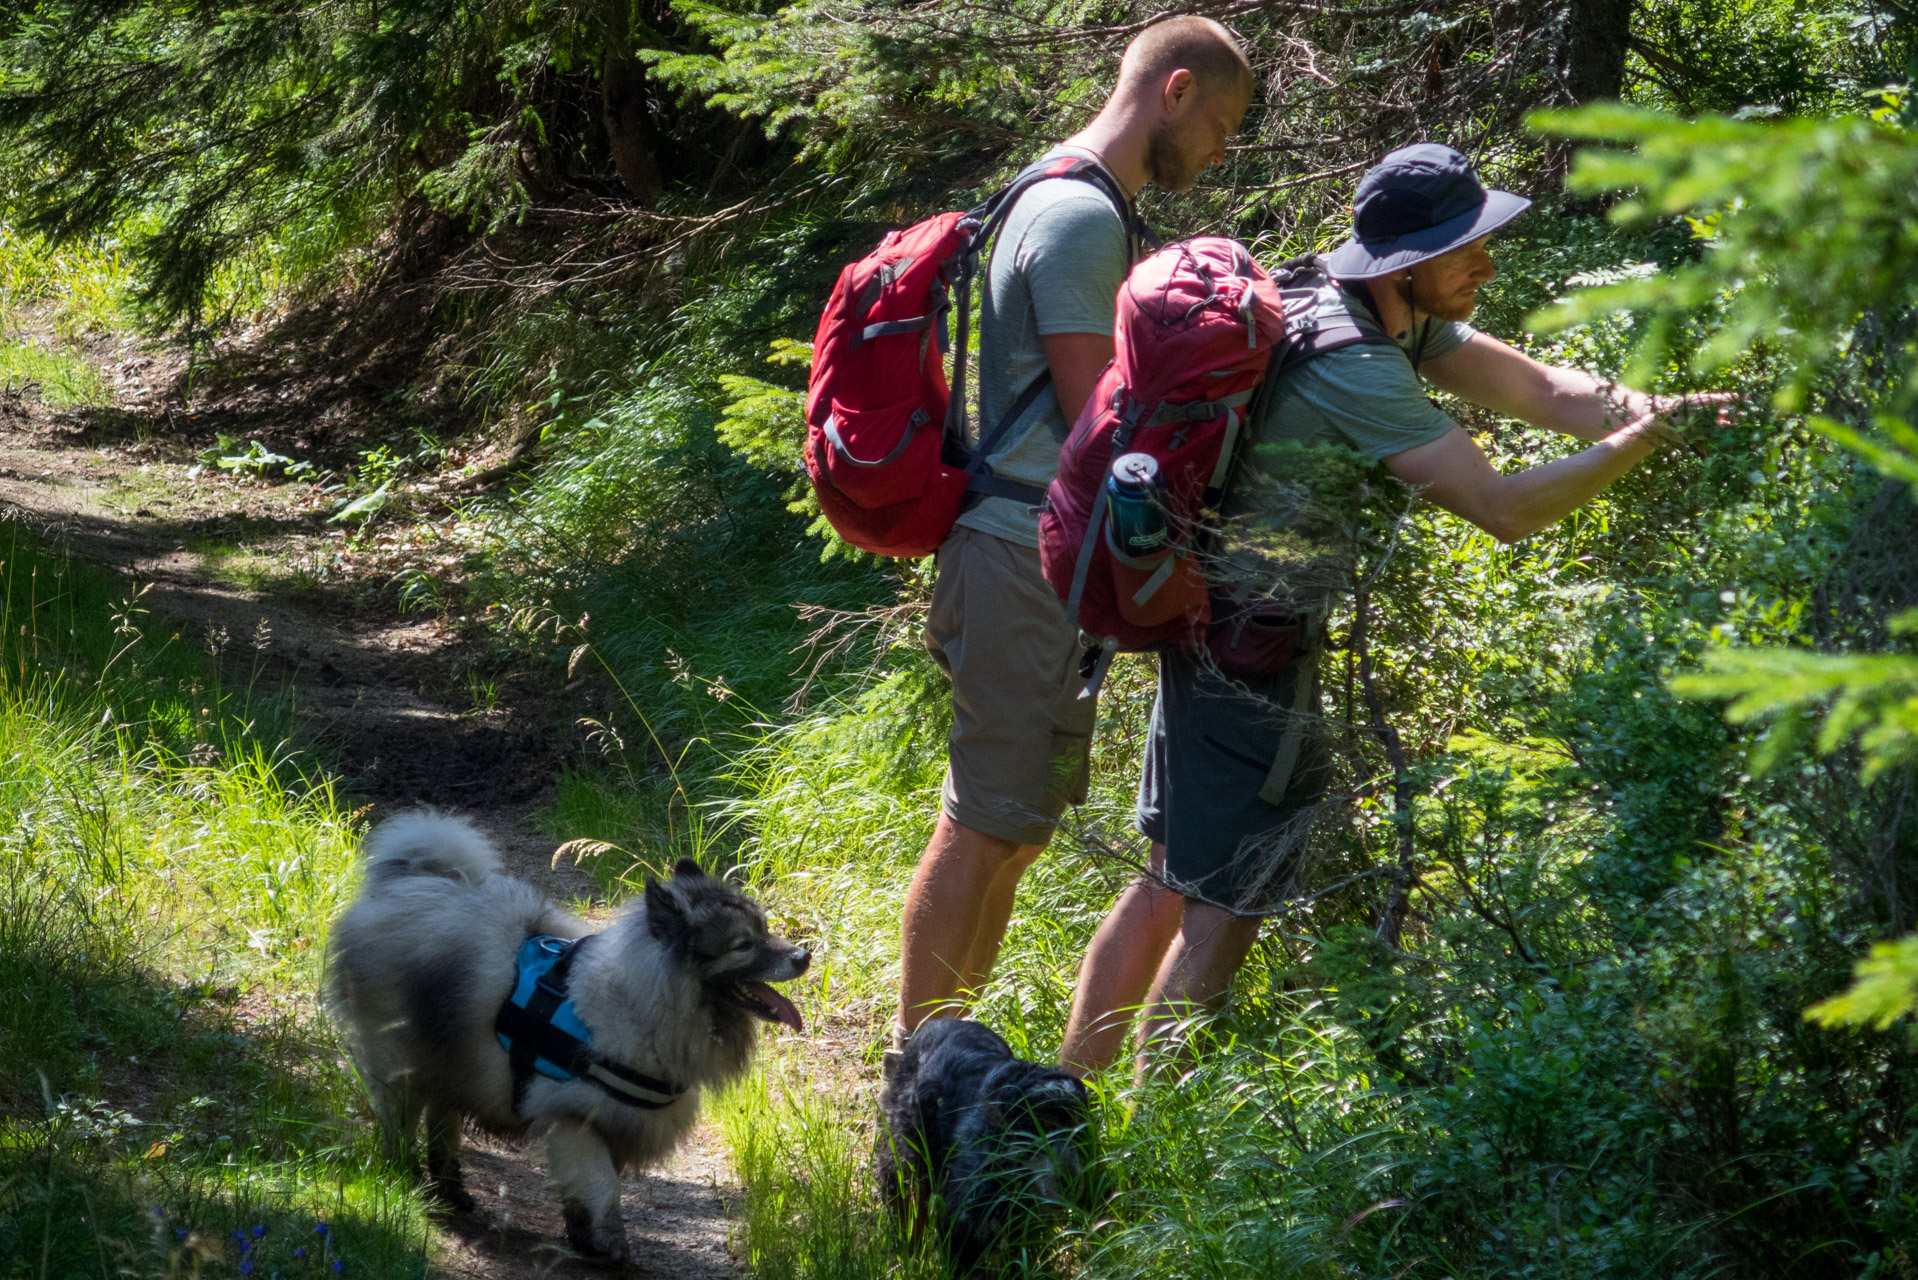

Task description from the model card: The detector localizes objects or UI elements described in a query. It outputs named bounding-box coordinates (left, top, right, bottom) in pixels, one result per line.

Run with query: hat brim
left=1325, top=188, right=1532, bottom=280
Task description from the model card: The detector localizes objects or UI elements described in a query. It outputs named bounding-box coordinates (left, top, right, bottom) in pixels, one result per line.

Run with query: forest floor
left=0, top=325, right=750, bottom=1279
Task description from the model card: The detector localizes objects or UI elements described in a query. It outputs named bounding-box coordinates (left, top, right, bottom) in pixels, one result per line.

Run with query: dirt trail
left=0, top=376, right=745, bottom=1278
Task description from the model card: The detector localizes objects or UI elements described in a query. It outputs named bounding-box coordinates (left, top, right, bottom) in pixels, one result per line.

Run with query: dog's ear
left=673, top=857, right=706, bottom=880
left=645, top=875, right=688, bottom=939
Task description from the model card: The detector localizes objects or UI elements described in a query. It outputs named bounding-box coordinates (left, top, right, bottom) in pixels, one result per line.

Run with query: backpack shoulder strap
left=942, top=152, right=1150, bottom=489
left=1200, top=257, right=1402, bottom=511
left=1269, top=255, right=1402, bottom=379
left=941, top=156, right=1095, bottom=458
left=972, top=153, right=1153, bottom=264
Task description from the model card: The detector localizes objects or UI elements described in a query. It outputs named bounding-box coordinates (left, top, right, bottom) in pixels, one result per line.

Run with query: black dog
left=877, top=1020, right=1093, bottom=1274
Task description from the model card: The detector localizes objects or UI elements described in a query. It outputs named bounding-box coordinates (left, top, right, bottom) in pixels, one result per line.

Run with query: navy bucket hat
left=1326, top=143, right=1531, bottom=280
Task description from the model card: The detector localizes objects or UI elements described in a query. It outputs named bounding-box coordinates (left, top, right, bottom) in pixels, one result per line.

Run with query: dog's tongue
left=742, top=981, right=803, bottom=1032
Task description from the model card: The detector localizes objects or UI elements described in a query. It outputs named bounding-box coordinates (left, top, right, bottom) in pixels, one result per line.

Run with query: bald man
left=891, top=17, right=1257, bottom=1077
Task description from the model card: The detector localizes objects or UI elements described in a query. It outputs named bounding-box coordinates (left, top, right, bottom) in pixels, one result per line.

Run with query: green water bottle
left=1106, top=452, right=1170, bottom=561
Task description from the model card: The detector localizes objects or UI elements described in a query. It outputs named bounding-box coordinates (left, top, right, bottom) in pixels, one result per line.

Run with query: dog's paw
left=561, top=1200, right=630, bottom=1264
left=427, top=1177, right=478, bottom=1214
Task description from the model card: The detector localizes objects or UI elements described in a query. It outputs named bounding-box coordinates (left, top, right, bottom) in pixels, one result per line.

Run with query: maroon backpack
left=1038, top=241, right=1394, bottom=692
left=804, top=156, right=1142, bottom=559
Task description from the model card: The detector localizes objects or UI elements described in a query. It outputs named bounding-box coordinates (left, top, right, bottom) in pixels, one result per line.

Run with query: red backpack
left=1038, top=240, right=1393, bottom=691
left=804, top=156, right=1141, bottom=559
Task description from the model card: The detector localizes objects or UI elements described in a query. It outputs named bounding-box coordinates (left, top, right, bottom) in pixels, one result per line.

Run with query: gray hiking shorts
left=1136, top=645, right=1330, bottom=914
left=925, top=524, right=1095, bottom=847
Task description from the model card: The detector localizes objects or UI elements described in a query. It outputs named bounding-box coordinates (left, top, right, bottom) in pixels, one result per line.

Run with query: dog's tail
left=359, top=809, right=501, bottom=887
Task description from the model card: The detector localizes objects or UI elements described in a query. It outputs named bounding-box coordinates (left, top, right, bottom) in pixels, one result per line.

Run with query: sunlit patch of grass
left=542, top=764, right=690, bottom=894
left=0, top=520, right=433, bottom=1276
left=184, top=537, right=291, bottom=593
left=0, top=336, right=110, bottom=407
left=712, top=1046, right=941, bottom=1280
left=0, top=226, right=133, bottom=338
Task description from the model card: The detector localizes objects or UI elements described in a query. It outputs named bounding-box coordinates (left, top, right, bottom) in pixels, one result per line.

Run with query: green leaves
left=1527, top=105, right=1918, bottom=1056
left=1670, top=621, right=1918, bottom=779
left=1807, top=933, right=1918, bottom=1031
left=1811, top=413, right=1918, bottom=489
left=1528, top=106, right=1918, bottom=412
left=712, top=339, right=871, bottom=561
left=1532, top=107, right=1918, bottom=776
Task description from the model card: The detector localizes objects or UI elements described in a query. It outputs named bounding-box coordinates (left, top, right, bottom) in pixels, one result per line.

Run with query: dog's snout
left=789, top=946, right=812, bottom=976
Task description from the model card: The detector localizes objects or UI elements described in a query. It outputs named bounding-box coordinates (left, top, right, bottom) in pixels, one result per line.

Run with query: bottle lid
left=1110, top=452, right=1161, bottom=490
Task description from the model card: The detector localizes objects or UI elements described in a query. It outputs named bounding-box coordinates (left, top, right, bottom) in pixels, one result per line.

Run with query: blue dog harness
left=493, top=935, right=685, bottom=1111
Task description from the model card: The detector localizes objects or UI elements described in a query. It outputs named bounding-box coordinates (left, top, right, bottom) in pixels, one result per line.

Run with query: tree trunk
left=1562, top=0, right=1635, bottom=102
left=602, top=53, right=662, bottom=207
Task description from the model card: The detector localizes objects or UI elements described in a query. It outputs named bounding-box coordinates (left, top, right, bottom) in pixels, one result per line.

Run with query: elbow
left=1452, top=500, right=1528, bottom=543
left=1478, top=514, right=1531, bottom=545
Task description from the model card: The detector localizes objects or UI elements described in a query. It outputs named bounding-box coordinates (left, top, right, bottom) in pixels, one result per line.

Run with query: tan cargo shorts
left=925, top=523, right=1096, bottom=847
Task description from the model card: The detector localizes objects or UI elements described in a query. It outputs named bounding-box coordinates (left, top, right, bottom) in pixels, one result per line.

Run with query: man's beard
left=1426, top=291, right=1479, bottom=322
left=1408, top=273, right=1479, bottom=322
left=1145, top=123, right=1198, bottom=192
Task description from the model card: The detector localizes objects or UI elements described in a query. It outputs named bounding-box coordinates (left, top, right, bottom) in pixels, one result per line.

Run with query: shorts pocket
left=1202, top=733, right=1278, bottom=776
left=1049, top=728, right=1092, bottom=808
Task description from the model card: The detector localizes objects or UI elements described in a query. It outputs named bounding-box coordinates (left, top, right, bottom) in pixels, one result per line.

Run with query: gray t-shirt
left=1219, top=284, right=1474, bottom=597
left=1241, top=283, right=1473, bottom=476
left=954, top=145, right=1132, bottom=548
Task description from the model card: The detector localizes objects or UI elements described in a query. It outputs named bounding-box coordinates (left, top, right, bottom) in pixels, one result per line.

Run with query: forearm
left=1425, top=335, right=1646, bottom=440
left=1524, top=364, right=1645, bottom=441
left=1476, top=421, right=1658, bottom=541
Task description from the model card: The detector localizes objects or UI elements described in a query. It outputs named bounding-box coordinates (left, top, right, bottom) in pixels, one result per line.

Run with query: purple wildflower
left=294, top=1247, right=307, bottom=1260
left=313, top=1223, right=328, bottom=1236
left=252, top=1224, right=266, bottom=1238
left=331, top=1261, right=344, bottom=1273
left=240, top=1261, right=254, bottom=1276
left=175, top=1228, right=187, bottom=1239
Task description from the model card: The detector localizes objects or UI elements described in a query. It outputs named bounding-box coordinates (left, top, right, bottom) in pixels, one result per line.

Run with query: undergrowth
left=0, top=226, right=125, bottom=409
left=0, top=520, right=428, bottom=1276
left=0, top=226, right=131, bottom=339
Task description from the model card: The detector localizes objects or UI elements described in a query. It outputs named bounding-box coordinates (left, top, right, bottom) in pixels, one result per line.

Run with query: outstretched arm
left=1422, top=332, right=1725, bottom=442
left=1383, top=417, right=1664, bottom=544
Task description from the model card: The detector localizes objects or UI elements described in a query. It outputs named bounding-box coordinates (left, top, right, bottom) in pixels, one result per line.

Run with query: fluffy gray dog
left=325, top=810, right=808, bottom=1261
left=877, top=1020, right=1092, bottom=1275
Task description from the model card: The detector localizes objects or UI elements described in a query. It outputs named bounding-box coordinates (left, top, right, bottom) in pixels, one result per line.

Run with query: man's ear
left=1161, top=66, right=1197, bottom=113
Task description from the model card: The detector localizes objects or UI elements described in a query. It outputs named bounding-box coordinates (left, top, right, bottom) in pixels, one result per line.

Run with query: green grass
left=0, top=523, right=431, bottom=1277
left=0, top=337, right=110, bottom=408
left=712, top=1049, right=939, bottom=1280
left=0, top=226, right=132, bottom=339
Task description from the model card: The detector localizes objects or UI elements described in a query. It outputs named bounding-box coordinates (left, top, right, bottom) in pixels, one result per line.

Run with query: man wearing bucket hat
left=1058, top=142, right=1730, bottom=1078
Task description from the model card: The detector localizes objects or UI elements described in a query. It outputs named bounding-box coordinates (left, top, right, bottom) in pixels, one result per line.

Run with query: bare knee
left=1180, top=906, right=1260, bottom=958
left=1130, top=877, right=1187, bottom=933
left=1160, top=903, right=1264, bottom=1011
left=927, top=817, right=1029, bottom=873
